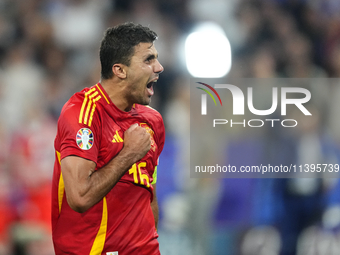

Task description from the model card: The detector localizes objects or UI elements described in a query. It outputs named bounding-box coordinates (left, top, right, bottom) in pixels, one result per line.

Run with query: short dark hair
left=100, top=22, right=158, bottom=80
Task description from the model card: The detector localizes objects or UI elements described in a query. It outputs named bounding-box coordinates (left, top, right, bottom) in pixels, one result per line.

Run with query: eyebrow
left=145, top=53, right=158, bottom=61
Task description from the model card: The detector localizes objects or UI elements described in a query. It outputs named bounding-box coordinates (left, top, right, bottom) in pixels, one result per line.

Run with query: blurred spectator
left=1, top=42, right=44, bottom=131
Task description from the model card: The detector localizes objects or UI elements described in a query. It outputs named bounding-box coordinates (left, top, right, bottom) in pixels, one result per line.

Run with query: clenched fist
left=122, top=123, right=151, bottom=162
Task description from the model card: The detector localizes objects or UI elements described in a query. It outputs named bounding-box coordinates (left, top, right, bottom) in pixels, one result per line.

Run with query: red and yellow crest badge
left=140, top=123, right=156, bottom=152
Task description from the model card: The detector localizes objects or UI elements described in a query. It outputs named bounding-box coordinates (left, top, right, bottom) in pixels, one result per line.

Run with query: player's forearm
left=64, top=149, right=140, bottom=213
left=63, top=124, right=151, bottom=213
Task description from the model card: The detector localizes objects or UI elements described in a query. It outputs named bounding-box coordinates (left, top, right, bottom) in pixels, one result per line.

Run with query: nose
left=154, top=59, right=164, bottom=74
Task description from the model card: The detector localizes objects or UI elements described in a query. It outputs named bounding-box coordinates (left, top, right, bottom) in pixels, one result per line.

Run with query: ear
left=112, top=64, right=127, bottom=79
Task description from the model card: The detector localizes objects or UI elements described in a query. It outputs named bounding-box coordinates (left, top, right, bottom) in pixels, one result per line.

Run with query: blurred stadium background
left=1, top=0, right=340, bottom=254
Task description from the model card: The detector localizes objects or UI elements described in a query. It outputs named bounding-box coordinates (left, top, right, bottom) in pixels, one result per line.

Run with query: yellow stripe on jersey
left=115, top=130, right=123, bottom=142
left=79, top=88, right=96, bottom=124
left=56, top=150, right=61, bottom=164
left=96, top=84, right=110, bottom=104
left=56, top=151, right=65, bottom=214
left=88, top=95, right=101, bottom=127
left=89, top=197, right=108, bottom=255
left=84, top=92, right=99, bottom=125
left=58, top=173, right=65, bottom=214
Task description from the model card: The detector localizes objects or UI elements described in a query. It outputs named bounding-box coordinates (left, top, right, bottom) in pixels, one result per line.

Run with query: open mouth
left=146, top=80, right=157, bottom=96
left=147, top=81, right=155, bottom=89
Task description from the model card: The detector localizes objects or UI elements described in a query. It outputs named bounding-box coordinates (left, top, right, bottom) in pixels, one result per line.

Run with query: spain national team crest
left=140, top=123, right=156, bottom=152
left=76, top=128, right=94, bottom=150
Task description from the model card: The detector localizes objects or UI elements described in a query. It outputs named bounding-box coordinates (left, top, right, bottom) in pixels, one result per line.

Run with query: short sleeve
left=58, top=101, right=101, bottom=164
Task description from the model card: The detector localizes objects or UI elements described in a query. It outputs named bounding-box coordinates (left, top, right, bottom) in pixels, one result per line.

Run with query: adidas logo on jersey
left=112, top=130, right=123, bottom=143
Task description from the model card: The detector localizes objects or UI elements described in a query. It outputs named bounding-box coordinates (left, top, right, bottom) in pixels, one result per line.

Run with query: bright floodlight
left=185, top=22, right=232, bottom=78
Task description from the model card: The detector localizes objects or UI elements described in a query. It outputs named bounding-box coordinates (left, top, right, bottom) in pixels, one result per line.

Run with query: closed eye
left=146, top=56, right=155, bottom=62
left=145, top=54, right=158, bottom=63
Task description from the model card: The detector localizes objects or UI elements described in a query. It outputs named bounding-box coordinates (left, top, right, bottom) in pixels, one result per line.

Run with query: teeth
left=147, top=80, right=157, bottom=89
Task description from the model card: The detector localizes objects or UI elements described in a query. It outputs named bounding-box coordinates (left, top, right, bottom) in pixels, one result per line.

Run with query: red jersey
left=52, top=83, right=165, bottom=255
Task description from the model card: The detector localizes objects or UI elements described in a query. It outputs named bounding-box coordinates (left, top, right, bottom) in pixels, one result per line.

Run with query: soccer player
left=52, top=23, right=165, bottom=255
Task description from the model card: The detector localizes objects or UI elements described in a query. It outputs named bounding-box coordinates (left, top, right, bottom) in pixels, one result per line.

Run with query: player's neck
left=101, top=79, right=133, bottom=112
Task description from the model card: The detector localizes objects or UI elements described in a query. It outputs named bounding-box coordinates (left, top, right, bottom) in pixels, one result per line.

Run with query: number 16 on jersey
left=129, top=162, right=150, bottom=188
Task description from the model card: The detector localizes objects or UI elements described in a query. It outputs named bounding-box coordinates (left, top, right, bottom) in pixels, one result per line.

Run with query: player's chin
left=144, top=97, right=152, bottom=105
left=138, top=96, right=152, bottom=106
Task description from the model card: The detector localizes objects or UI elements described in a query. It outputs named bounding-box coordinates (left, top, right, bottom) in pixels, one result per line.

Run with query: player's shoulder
left=135, top=104, right=165, bottom=146
left=59, top=85, right=103, bottom=127
left=60, top=87, right=89, bottom=116
left=135, top=104, right=165, bottom=150
left=135, top=104, right=163, bottom=123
